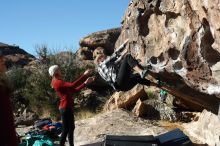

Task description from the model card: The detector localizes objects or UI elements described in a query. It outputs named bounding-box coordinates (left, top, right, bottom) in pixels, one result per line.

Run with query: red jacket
left=0, top=85, right=18, bottom=146
left=51, top=74, right=86, bottom=109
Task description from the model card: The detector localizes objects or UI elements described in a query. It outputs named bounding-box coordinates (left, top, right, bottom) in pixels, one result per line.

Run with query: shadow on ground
left=192, top=143, right=208, bottom=146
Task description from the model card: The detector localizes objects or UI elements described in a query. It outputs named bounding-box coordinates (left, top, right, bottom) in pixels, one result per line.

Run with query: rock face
left=104, top=84, right=147, bottom=111
left=77, top=28, right=121, bottom=60
left=75, top=109, right=167, bottom=146
left=132, top=99, right=177, bottom=121
left=15, top=109, right=38, bottom=126
left=0, top=42, right=35, bottom=68
left=76, top=47, right=93, bottom=60
left=15, top=109, right=204, bottom=146
left=105, top=85, right=179, bottom=122
left=78, top=89, right=104, bottom=111
left=183, top=110, right=220, bottom=146
left=115, top=0, right=220, bottom=113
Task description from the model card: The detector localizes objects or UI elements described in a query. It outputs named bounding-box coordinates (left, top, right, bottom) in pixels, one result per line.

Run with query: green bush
left=8, top=47, right=94, bottom=120
left=146, top=89, right=158, bottom=99
left=7, top=68, right=30, bottom=113
left=24, top=64, right=58, bottom=117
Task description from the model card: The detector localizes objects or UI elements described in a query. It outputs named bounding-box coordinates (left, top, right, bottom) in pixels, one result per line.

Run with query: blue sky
left=0, top=0, right=130, bottom=55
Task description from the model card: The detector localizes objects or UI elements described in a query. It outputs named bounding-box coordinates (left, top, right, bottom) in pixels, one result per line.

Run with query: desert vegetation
left=7, top=46, right=95, bottom=120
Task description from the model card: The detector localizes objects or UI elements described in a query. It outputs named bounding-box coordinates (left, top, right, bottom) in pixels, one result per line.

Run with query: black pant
left=60, top=108, right=75, bottom=146
left=115, top=54, right=151, bottom=91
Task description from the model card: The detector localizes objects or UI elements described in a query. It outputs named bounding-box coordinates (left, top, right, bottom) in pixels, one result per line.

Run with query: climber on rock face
left=94, top=39, right=159, bottom=91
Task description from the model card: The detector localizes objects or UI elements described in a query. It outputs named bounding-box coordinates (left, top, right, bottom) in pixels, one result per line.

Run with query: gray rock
left=183, top=110, right=220, bottom=146
left=115, top=0, right=220, bottom=113
left=76, top=47, right=93, bottom=60
left=79, top=28, right=121, bottom=54
left=75, top=109, right=167, bottom=146
left=15, top=110, right=38, bottom=126
left=132, top=99, right=177, bottom=122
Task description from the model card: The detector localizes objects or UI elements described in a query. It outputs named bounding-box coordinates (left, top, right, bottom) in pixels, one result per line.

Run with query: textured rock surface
left=183, top=110, right=220, bottom=146
left=115, top=0, right=220, bottom=113
left=0, top=42, right=35, bottom=68
left=75, top=109, right=167, bottom=146
left=80, top=28, right=121, bottom=53
left=16, top=109, right=205, bottom=146
left=104, top=84, right=147, bottom=111
left=77, top=28, right=121, bottom=60
left=15, top=109, right=38, bottom=126
left=132, top=99, right=177, bottom=121
left=76, top=47, right=93, bottom=60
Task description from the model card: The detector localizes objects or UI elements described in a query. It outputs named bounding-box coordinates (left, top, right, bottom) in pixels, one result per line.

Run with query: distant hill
left=0, top=42, right=9, bottom=46
left=0, top=42, right=35, bottom=68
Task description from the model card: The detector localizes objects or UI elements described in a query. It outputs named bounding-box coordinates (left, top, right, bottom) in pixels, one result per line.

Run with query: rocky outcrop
left=0, top=42, right=35, bottom=68
left=78, top=89, right=104, bottom=111
left=75, top=109, right=207, bottom=146
left=76, top=47, right=93, bottom=60
left=104, top=84, right=147, bottom=111
left=115, top=0, right=220, bottom=113
left=77, top=28, right=121, bottom=60
left=15, top=109, right=206, bottom=146
left=15, top=109, right=38, bottom=126
left=75, top=109, right=168, bottom=146
left=132, top=99, right=177, bottom=121
left=104, top=84, right=177, bottom=121
left=183, top=110, right=220, bottom=146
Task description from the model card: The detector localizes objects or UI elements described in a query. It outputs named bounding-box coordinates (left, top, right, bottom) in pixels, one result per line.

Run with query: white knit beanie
left=48, top=65, right=59, bottom=77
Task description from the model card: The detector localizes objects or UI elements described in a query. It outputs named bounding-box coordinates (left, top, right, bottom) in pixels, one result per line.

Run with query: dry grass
left=75, top=109, right=98, bottom=121
left=145, top=88, right=159, bottom=99
left=158, top=120, right=184, bottom=130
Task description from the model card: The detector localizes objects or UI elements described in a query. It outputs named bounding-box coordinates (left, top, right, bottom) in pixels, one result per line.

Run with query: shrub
left=146, top=89, right=158, bottom=99
left=75, top=108, right=97, bottom=120
left=7, top=68, right=30, bottom=113
left=8, top=46, right=95, bottom=120
left=24, top=64, right=59, bottom=117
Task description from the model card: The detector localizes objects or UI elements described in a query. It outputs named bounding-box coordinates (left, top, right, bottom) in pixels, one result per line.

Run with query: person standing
left=0, top=50, right=18, bottom=146
left=49, top=65, right=94, bottom=146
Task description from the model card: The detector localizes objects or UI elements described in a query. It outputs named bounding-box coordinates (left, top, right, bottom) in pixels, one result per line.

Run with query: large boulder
left=76, top=47, right=93, bottom=60
left=104, top=84, right=147, bottom=111
left=80, top=28, right=121, bottom=54
left=183, top=109, right=220, bottom=146
left=75, top=109, right=167, bottom=146
left=78, top=89, right=103, bottom=111
left=0, top=42, right=35, bottom=68
left=115, top=0, right=220, bottom=113
left=132, top=99, right=177, bottom=121
left=76, top=28, right=121, bottom=60
left=15, top=109, right=38, bottom=126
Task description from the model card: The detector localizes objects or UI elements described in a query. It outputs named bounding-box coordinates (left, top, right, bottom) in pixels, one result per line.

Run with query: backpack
left=34, top=118, right=52, bottom=129
left=19, top=135, right=54, bottom=146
